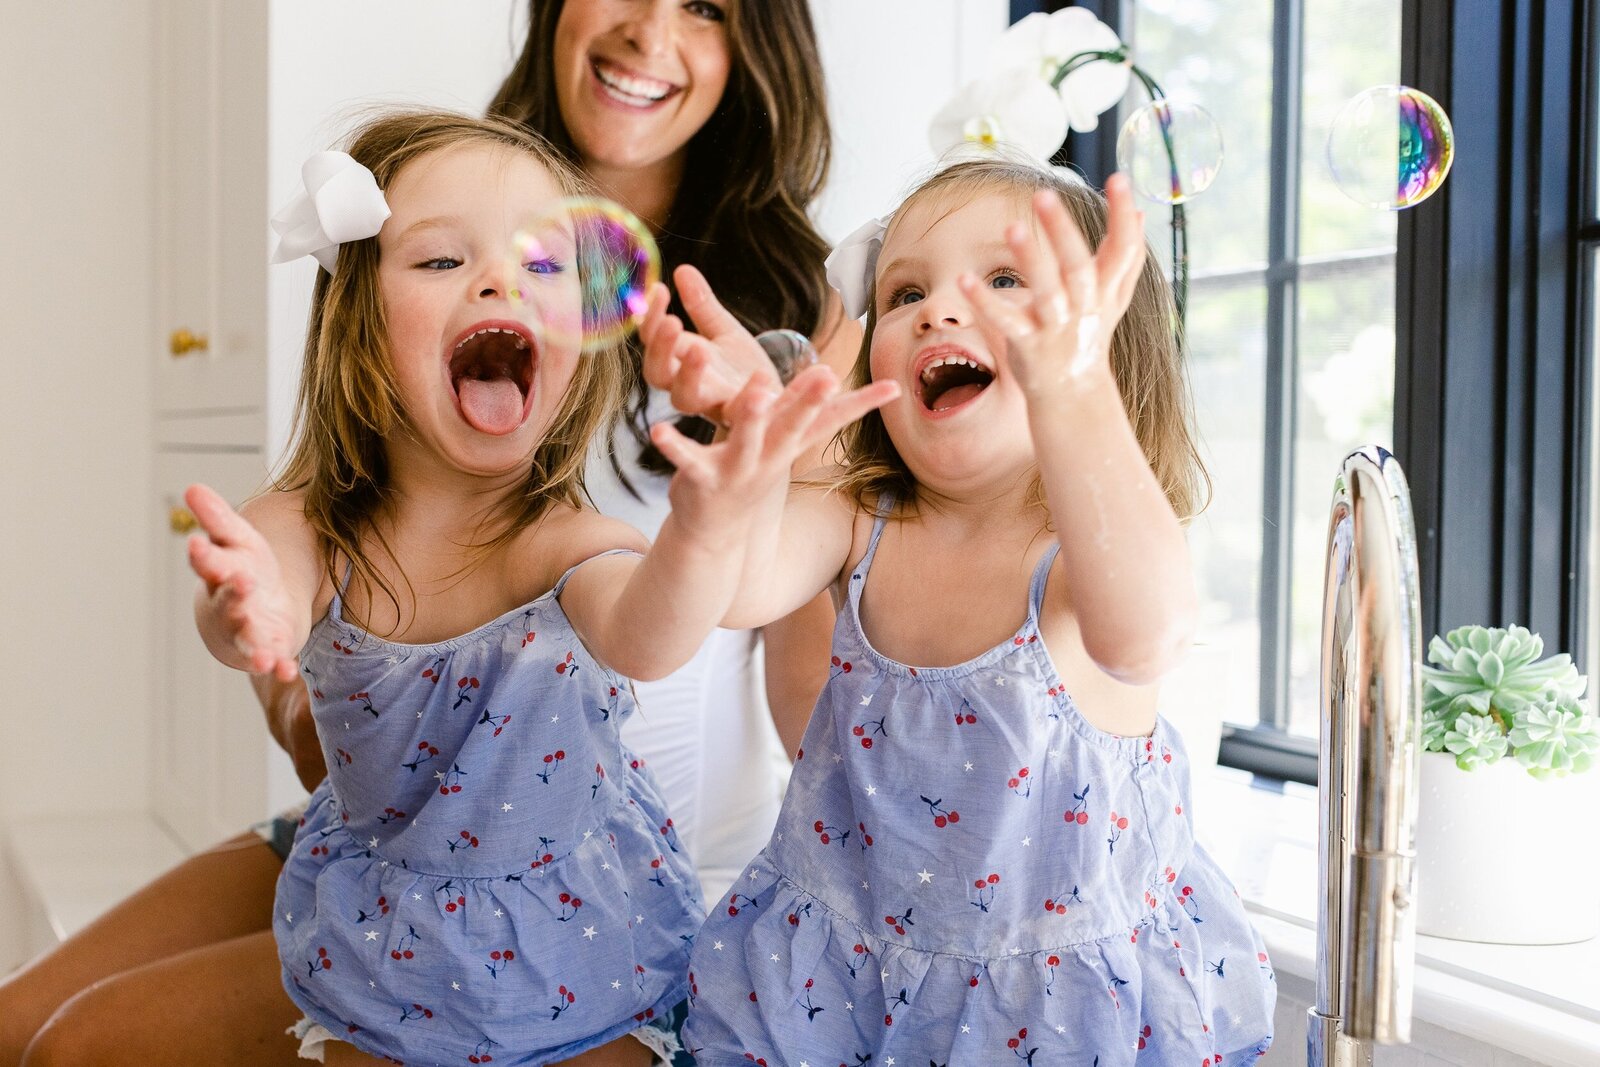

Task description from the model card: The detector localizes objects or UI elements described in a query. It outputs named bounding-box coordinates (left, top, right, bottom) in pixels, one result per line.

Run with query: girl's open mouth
left=448, top=323, right=537, bottom=436
left=917, top=351, right=995, bottom=414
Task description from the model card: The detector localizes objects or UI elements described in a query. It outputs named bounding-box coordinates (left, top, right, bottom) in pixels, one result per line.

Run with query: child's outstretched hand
left=649, top=365, right=897, bottom=534
left=185, top=484, right=301, bottom=681
left=638, top=265, right=782, bottom=429
left=959, top=172, right=1146, bottom=396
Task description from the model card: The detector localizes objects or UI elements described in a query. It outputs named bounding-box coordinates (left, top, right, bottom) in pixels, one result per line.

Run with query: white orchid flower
left=928, top=66, right=1071, bottom=163
left=996, top=8, right=1131, bottom=133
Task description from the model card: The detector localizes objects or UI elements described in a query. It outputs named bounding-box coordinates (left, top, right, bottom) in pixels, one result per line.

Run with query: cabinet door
left=153, top=449, right=273, bottom=850
left=153, top=0, right=267, bottom=418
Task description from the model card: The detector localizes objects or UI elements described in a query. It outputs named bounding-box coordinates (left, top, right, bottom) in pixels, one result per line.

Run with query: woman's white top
left=584, top=389, right=791, bottom=907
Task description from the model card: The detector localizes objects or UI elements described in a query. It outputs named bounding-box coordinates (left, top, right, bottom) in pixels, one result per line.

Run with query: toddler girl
left=184, top=109, right=893, bottom=1066
left=644, top=158, right=1277, bottom=1065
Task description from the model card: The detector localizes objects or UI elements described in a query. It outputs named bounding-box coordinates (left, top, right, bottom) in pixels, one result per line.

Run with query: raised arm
left=186, top=484, right=322, bottom=682
left=959, top=176, right=1197, bottom=685
left=559, top=370, right=887, bottom=682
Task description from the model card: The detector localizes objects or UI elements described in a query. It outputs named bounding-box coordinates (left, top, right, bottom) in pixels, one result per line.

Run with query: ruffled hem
left=274, top=783, right=703, bottom=1063
left=684, top=852, right=1274, bottom=1066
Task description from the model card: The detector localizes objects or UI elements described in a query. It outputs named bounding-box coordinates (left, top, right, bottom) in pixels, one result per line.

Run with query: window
left=1013, top=1, right=1595, bottom=782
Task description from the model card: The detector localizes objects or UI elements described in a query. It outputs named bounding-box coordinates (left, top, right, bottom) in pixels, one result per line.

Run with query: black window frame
left=1012, top=0, right=1595, bottom=785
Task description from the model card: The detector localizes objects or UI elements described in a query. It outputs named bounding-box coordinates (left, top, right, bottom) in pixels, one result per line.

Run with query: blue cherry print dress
left=681, top=505, right=1276, bottom=1066
left=274, top=551, right=704, bottom=1066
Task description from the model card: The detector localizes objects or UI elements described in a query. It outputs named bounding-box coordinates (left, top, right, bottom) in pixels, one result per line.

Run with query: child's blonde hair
left=836, top=158, right=1211, bottom=523
left=273, top=109, right=630, bottom=623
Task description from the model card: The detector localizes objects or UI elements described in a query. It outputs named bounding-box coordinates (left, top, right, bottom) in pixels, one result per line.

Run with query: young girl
left=643, top=159, right=1276, bottom=1065
left=184, top=109, right=893, bottom=1067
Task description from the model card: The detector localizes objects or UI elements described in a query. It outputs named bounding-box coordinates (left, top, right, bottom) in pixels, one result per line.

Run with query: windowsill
left=1191, top=766, right=1600, bottom=1062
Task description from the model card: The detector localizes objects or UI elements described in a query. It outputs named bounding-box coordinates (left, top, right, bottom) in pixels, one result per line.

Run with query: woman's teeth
left=594, top=63, right=673, bottom=104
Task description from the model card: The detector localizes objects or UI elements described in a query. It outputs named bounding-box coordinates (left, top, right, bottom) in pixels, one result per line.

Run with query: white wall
left=0, top=3, right=156, bottom=820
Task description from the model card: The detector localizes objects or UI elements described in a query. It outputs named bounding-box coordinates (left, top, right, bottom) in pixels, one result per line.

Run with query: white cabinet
left=150, top=0, right=278, bottom=850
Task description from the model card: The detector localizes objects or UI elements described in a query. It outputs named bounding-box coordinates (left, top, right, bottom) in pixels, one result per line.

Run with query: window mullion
left=1258, top=0, right=1305, bottom=732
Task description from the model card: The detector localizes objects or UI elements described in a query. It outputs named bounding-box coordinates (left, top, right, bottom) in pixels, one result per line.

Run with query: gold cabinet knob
left=169, top=506, right=199, bottom=534
left=169, top=328, right=210, bottom=356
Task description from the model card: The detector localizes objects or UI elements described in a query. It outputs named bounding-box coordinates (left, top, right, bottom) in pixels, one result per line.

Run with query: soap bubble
left=1115, top=100, right=1224, bottom=205
left=508, top=196, right=660, bottom=354
left=1327, top=85, right=1454, bottom=210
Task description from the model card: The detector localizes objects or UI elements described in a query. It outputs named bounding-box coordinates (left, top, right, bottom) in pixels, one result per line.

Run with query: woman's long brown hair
left=273, top=110, right=629, bottom=629
left=488, top=0, right=834, bottom=477
left=835, top=159, right=1211, bottom=525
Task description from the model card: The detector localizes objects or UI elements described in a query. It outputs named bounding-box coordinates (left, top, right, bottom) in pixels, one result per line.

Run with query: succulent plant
left=1440, top=711, right=1509, bottom=771
left=1420, top=625, right=1593, bottom=777
left=1508, top=698, right=1600, bottom=779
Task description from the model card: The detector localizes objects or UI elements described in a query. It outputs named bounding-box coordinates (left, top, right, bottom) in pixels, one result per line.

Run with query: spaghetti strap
left=551, top=547, right=643, bottom=598
left=845, top=494, right=896, bottom=614
left=1027, top=542, right=1062, bottom=621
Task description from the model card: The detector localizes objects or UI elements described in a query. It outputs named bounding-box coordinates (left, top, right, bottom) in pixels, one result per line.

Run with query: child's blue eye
left=524, top=257, right=565, bottom=275
left=418, top=257, right=460, bottom=270
left=990, top=272, right=1021, bottom=289
left=685, top=0, right=725, bottom=22
left=887, top=287, right=923, bottom=308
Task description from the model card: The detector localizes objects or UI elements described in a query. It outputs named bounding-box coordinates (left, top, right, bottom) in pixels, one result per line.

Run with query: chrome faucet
left=1307, top=446, right=1423, bottom=1066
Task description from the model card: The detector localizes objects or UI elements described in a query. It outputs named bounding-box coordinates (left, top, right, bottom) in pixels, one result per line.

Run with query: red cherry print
left=884, top=915, right=895, bottom=925
left=1009, top=1038, right=1020, bottom=1049
left=813, top=820, right=825, bottom=832
left=1117, top=817, right=1129, bottom=830
left=1056, top=904, right=1066, bottom=915
left=884, top=1015, right=893, bottom=1026
left=1014, top=637, right=1025, bottom=646
left=1175, top=804, right=1183, bottom=815
left=1047, top=955, right=1060, bottom=966
left=861, top=737, right=873, bottom=749
left=987, top=873, right=999, bottom=884
left=969, top=976, right=979, bottom=987
left=934, top=815, right=947, bottom=828
left=403, top=950, right=414, bottom=959
left=965, top=713, right=977, bottom=723
left=1018, top=767, right=1029, bottom=778
left=947, top=811, right=960, bottom=823
left=1044, top=898, right=1055, bottom=911
left=1019, top=1028, right=1028, bottom=1038
left=390, top=950, right=401, bottom=959
left=820, top=833, right=830, bottom=844
left=555, top=750, right=565, bottom=760
left=853, top=725, right=865, bottom=736
left=1008, top=778, right=1020, bottom=788
left=559, top=893, right=571, bottom=904
left=748, top=991, right=758, bottom=1002
left=1077, top=811, right=1089, bottom=825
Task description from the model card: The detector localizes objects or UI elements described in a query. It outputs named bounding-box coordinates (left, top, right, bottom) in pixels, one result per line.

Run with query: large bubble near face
left=1327, top=85, right=1454, bottom=210
left=1115, top=100, right=1224, bottom=205
left=507, top=196, right=660, bottom=354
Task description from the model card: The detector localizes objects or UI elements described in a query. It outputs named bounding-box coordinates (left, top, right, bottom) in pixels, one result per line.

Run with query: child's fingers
left=758, top=366, right=839, bottom=456
left=808, top=380, right=902, bottom=445
left=1099, top=175, right=1148, bottom=313
left=675, top=265, right=747, bottom=342
left=1033, top=191, right=1096, bottom=318
left=959, top=273, right=1036, bottom=340
left=184, top=483, right=254, bottom=548
left=188, top=534, right=244, bottom=592
left=649, top=419, right=716, bottom=481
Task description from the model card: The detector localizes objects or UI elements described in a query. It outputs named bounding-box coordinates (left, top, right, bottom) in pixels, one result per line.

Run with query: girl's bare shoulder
left=508, top=503, right=650, bottom=591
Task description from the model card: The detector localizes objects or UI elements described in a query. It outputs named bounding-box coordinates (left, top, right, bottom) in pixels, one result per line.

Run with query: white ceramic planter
left=1414, top=749, right=1600, bottom=944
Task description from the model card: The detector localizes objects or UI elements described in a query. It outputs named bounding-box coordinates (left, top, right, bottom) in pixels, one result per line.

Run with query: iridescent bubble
left=508, top=196, right=660, bottom=354
left=1114, top=100, right=1224, bottom=205
left=1327, top=85, right=1454, bottom=210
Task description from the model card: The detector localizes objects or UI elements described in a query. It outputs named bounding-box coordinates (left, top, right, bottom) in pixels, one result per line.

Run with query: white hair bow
left=270, top=151, right=391, bottom=272
left=824, top=215, right=889, bottom=321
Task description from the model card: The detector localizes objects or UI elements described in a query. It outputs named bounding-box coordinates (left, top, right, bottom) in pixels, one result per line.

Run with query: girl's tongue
left=450, top=328, right=533, bottom=435
left=456, top=377, right=525, bottom=435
